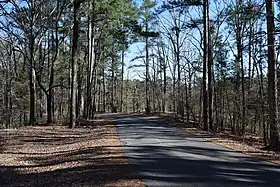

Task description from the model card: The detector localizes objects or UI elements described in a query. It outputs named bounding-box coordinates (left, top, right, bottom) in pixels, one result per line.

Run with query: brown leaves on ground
left=183, top=127, right=280, bottom=165
left=155, top=113, right=280, bottom=165
left=0, top=120, right=145, bottom=187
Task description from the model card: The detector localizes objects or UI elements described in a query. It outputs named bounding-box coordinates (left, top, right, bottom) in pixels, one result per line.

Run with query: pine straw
left=0, top=120, right=144, bottom=187
left=150, top=114, right=280, bottom=165
left=182, top=127, right=280, bottom=164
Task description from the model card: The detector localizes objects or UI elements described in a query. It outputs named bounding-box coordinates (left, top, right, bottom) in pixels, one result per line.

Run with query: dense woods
left=0, top=0, right=280, bottom=151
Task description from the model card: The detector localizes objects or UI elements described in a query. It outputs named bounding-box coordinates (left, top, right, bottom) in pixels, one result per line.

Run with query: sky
left=124, top=0, right=203, bottom=80
left=125, top=0, right=273, bottom=81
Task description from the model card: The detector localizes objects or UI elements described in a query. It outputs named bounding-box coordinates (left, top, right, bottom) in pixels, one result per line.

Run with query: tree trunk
left=234, top=23, right=242, bottom=134
left=76, top=58, right=83, bottom=123
left=257, top=28, right=267, bottom=146
left=145, top=20, right=150, bottom=115
left=162, top=48, right=167, bottom=113
left=185, top=72, right=190, bottom=122
left=120, top=45, right=125, bottom=112
left=28, top=27, right=36, bottom=125
left=103, top=64, right=106, bottom=112
left=69, top=0, right=80, bottom=128
left=4, top=46, right=12, bottom=128
left=203, top=0, right=210, bottom=131
left=84, top=0, right=95, bottom=119
left=176, top=28, right=184, bottom=117
left=265, top=0, right=280, bottom=151
left=208, top=29, right=213, bottom=131
left=152, top=53, right=156, bottom=112
left=47, top=94, right=52, bottom=124
left=47, top=55, right=55, bottom=124
left=241, top=42, right=246, bottom=135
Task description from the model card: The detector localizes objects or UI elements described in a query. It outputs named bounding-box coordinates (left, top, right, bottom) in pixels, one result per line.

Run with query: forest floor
left=153, top=113, right=280, bottom=165
left=0, top=119, right=144, bottom=187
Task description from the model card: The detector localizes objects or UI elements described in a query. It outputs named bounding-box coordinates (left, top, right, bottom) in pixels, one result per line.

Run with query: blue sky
left=125, top=0, right=272, bottom=81
left=124, top=0, right=203, bottom=80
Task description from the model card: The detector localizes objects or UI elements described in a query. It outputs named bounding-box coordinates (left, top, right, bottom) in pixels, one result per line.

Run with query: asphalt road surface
left=103, top=114, right=280, bottom=187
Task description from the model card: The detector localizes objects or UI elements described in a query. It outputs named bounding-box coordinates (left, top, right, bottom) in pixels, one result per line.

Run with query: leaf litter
left=0, top=120, right=144, bottom=187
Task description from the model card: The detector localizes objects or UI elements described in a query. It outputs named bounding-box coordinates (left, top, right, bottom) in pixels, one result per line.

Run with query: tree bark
left=120, top=45, right=125, bottom=112
left=29, top=37, right=36, bottom=125
left=265, top=0, right=280, bottom=151
left=175, top=27, right=184, bottom=117
left=145, top=20, right=151, bottom=115
left=208, top=29, right=213, bottom=131
left=203, top=0, right=210, bottom=131
left=84, top=0, right=95, bottom=119
left=69, top=0, right=80, bottom=128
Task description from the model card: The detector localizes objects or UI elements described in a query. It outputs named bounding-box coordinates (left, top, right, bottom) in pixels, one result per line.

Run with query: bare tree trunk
left=162, top=48, right=167, bottom=113
left=84, top=0, right=95, bottom=119
left=208, top=30, right=213, bottom=131
left=257, top=27, right=267, bottom=145
left=175, top=28, right=184, bottom=117
left=152, top=53, right=156, bottom=112
left=120, top=45, right=125, bottom=112
left=145, top=20, right=150, bottom=115
left=126, top=70, right=129, bottom=112
left=29, top=38, right=36, bottom=125
left=69, top=0, right=80, bottom=128
left=103, top=64, right=106, bottom=112
left=4, top=46, right=12, bottom=128
left=91, top=69, right=98, bottom=118
left=76, top=57, right=83, bottom=123
left=241, top=41, right=246, bottom=135
left=234, top=22, right=242, bottom=134
left=185, top=72, right=189, bottom=122
left=111, top=46, right=116, bottom=113
left=265, top=0, right=280, bottom=151
left=203, top=0, right=210, bottom=131
left=47, top=34, right=55, bottom=124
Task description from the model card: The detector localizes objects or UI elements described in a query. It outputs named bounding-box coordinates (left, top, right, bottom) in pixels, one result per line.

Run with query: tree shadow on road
left=110, top=114, right=280, bottom=186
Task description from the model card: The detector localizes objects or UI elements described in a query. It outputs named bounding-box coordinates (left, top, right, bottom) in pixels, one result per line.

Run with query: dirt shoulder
left=0, top=120, right=145, bottom=187
left=153, top=114, right=280, bottom=165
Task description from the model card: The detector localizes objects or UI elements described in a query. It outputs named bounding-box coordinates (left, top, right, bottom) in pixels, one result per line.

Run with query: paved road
left=104, top=114, right=280, bottom=187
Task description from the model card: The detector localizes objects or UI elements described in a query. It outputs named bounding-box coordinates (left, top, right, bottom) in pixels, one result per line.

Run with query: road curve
left=103, top=114, right=280, bottom=187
